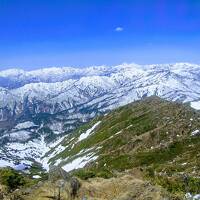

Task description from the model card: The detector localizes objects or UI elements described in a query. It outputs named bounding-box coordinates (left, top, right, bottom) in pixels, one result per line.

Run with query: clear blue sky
left=0, top=0, right=200, bottom=69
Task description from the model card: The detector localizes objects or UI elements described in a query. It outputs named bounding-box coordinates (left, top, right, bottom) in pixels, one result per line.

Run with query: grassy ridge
left=47, top=96, right=200, bottom=197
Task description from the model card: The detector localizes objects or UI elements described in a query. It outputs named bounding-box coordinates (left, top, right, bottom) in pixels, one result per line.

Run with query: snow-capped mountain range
left=0, top=62, right=200, bottom=170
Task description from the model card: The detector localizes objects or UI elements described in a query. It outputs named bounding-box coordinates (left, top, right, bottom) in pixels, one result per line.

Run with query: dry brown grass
left=11, top=171, right=172, bottom=200
left=78, top=173, right=171, bottom=200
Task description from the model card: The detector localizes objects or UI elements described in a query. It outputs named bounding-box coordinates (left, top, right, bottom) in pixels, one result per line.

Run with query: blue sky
left=0, top=0, right=200, bottom=69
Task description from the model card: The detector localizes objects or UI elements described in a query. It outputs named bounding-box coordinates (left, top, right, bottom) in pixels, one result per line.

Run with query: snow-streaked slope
left=42, top=96, right=200, bottom=174
left=0, top=62, right=200, bottom=169
left=42, top=120, right=102, bottom=172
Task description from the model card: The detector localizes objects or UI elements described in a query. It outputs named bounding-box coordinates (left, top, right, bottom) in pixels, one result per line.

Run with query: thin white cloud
left=115, top=27, right=124, bottom=32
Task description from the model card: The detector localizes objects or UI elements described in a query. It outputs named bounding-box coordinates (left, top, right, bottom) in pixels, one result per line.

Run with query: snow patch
left=33, top=175, right=41, bottom=179
left=8, top=130, right=31, bottom=142
left=0, top=160, right=14, bottom=168
left=185, top=193, right=200, bottom=200
left=62, top=154, right=98, bottom=172
left=15, top=121, right=37, bottom=129
left=191, top=130, right=200, bottom=136
left=115, top=130, right=122, bottom=135
left=6, top=136, right=50, bottom=170
left=78, top=121, right=101, bottom=142
left=191, top=101, right=200, bottom=110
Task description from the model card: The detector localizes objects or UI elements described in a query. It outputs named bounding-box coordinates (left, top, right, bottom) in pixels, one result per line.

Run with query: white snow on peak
left=0, top=68, right=25, bottom=77
left=0, top=62, right=196, bottom=88
left=0, top=65, right=111, bottom=84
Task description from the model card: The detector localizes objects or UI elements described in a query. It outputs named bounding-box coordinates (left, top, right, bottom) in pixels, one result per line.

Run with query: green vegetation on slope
left=0, top=168, right=38, bottom=192
left=47, top=96, right=200, bottom=198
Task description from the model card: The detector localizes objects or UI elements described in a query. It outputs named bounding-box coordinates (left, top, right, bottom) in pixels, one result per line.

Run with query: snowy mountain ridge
left=0, top=62, right=200, bottom=170
left=1, top=62, right=197, bottom=89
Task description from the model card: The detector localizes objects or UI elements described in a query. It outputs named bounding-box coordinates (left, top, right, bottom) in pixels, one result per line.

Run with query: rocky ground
left=3, top=168, right=175, bottom=200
